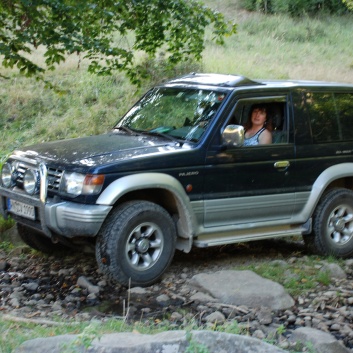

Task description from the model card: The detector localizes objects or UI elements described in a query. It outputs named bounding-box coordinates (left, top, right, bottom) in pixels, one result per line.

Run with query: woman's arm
left=258, top=129, right=272, bottom=145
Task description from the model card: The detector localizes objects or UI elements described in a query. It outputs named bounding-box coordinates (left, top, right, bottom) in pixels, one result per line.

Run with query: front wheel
left=96, top=201, right=176, bottom=287
left=304, top=188, right=353, bottom=258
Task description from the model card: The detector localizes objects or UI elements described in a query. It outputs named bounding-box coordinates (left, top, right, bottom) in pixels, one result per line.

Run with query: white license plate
left=7, top=199, right=36, bottom=220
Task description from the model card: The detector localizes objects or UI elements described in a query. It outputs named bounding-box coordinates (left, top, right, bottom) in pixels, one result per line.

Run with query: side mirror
left=222, top=125, right=245, bottom=147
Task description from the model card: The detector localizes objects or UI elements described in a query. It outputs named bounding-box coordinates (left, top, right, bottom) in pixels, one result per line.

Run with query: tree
left=0, top=0, right=236, bottom=84
left=343, top=0, right=353, bottom=10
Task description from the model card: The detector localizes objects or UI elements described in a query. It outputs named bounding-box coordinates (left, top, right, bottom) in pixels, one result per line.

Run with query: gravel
left=1, top=237, right=353, bottom=350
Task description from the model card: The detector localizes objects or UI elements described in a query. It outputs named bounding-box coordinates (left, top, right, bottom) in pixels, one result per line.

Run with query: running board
left=193, top=225, right=305, bottom=248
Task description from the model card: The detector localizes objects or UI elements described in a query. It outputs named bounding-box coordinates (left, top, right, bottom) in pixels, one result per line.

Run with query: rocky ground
left=1, top=237, right=353, bottom=351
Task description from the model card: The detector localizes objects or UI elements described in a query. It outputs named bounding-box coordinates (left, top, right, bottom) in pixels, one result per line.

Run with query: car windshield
left=116, top=87, right=226, bottom=143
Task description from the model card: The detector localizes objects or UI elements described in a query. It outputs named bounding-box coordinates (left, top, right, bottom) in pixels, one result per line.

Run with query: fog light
left=1, top=163, right=12, bottom=188
left=23, top=169, right=40, bottom=195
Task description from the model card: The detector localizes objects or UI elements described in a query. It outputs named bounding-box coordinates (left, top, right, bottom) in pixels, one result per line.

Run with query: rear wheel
left=304, top=188, right=353, bottom=258
left=17, top=223, right=67, bottom=254
left=96, top=201, right=176, bottom=287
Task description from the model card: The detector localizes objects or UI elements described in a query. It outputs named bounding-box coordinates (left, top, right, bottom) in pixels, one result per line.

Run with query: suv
left=2, top=73, right=353, bottom=286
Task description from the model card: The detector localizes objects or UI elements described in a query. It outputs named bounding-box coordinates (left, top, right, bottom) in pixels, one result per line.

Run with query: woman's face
left=251, top=108, right=267, bottom=126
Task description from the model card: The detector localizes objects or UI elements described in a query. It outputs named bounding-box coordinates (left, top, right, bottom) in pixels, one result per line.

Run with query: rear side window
left=336, top=93, right=353, bottom=141
left=305, top=91, right=353, bottom=143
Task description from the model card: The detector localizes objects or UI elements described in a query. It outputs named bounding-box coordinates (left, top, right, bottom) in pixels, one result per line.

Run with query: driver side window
left=228, top=98, right=288, bottom=145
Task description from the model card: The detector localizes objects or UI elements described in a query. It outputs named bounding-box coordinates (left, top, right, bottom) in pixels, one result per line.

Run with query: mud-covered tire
left=17, top=223, right=67, bottom=254
left=304, top=188, right=353, bottom=258
left=96, top=201, right=176, bottom=287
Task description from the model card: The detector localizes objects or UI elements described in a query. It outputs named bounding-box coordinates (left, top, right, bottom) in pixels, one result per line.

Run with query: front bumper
left=0, top=186, right=112, bottom=238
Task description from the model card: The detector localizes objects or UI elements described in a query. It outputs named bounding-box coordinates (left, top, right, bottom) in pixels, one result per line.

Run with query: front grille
left=47, top=168, right=63, bottom=191
left=16, top=162, right=28, bottom=187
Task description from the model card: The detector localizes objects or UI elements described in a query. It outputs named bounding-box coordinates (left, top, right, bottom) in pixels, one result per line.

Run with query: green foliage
left=343, top=0, right=353, bottom=9
left=0, top=241, right=14, bottom=252
left=239, top=0, right=347, bottom=15
left=0, top=0, right=236, bottom=85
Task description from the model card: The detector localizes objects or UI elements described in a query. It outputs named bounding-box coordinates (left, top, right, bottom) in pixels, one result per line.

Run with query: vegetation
left=0, top=0, right=236, bottom=85
left=1, top=1, right=353, bottom=162
left=240, top=0, right=348, bottom=15
left=239, top=255, right=335, bottom=296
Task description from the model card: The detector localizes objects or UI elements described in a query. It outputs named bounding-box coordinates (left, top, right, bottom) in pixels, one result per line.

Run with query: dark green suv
left=2, top=73, right=353, bottom=286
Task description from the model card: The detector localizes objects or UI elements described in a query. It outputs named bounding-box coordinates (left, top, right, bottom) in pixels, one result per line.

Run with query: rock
left=76, top=276, right=100, bottom=294
left=189, top=292, right=217, bottom=303
left=156, top=294, right=170, bottom=306
left=170, top=312, right=183, bottom=321
left=320, top=263, right=346, bottom=280
left=14, top=330, right=287, bottom=353
left=190, top=270, right=294, bottom=310
left=22, top=282, right=39, bottom=291
left=204, top=311, right=226, bottom=324
left=0, top=261, right=10, bottom=271
left=289, top=327, right=351, bottom=353
left=256, top=307, right=273, bottom=325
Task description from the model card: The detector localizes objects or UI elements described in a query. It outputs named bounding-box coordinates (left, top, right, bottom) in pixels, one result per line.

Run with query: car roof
left=163, top=73, right=353, bottom=90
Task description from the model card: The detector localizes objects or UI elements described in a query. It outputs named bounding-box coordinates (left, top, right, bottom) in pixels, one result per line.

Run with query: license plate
left=7, top=199, right=36, bottom=220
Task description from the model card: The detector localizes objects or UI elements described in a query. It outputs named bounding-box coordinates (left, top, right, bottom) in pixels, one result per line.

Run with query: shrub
left=239, top=0, right=347, bottom=15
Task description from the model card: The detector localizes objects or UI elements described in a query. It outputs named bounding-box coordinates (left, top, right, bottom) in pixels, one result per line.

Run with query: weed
left=0, top=241, right=14, bottom=252
left=62, top=322, right=102, bottom=352
left=185, top=332, right=210, bottom=353
left=0, top=216, right=14, bottom=234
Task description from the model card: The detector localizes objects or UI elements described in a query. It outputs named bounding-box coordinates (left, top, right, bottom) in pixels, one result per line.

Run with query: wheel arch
left=96, top=173, right=196, bottom=252
left=302, top=163, right=353, bottom=220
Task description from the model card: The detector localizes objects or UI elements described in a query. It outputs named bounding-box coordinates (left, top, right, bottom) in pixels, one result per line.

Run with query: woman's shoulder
left=259, top=128, right=272, bottom=144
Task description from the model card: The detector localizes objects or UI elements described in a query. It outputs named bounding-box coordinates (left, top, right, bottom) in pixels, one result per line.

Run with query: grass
left=239, top=255, right=335, bottom=296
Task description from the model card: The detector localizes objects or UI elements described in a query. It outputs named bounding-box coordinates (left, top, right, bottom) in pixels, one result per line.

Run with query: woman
left=243, top=104, right=272, bottom=146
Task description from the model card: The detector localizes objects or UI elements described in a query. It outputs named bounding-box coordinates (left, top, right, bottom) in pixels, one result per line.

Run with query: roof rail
left=167, top=73, right=263, bottom=88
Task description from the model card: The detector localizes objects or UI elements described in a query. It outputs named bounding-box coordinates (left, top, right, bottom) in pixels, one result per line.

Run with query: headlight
left=61, top=172, right=104, bottom=196
left=1, top=162, right=13, bottom=188
left=23, top=169, right=40, bottom=195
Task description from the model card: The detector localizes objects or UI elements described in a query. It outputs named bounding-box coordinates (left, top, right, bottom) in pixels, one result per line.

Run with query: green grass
left=238, top=255, right=335, bottom=296
left=0, top=216, right=14, bottom=235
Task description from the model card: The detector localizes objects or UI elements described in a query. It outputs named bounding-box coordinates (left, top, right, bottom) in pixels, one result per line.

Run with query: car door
left=203, top=94, right=296, bottom=228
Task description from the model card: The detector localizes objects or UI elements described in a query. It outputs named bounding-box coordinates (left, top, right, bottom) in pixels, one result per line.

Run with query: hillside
left=1, top=1, right=353, bottom=162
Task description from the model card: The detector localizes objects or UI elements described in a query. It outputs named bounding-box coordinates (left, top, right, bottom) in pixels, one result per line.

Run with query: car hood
left=11, top=131, right=181, bottom=168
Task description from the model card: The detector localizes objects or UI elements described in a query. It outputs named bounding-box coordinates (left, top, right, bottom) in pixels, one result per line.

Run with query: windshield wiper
left=140, top=131, right=182, bottom=144
left=114, top=126, right=138, bottom=135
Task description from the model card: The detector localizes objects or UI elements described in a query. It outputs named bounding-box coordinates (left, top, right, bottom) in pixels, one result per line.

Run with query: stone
left=76, top=276, right=100, bottom=294
left=14, top=330, right=287, bottom=353
left=320, top=263, right=346, bottom=280
left=156, top=294, right=170, bottom=306
left=204, top=311, right=226, bottom=324
left=189, top=292, right=217, bottom=303
left=289, top=327, right=351, bottom=353
left=256, top=307, right=273, bottom=325
left=190, top=270, right=294, bottom=310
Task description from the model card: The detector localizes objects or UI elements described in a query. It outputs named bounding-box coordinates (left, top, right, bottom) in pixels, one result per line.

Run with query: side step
left=193, top=225, right=306, bottom=248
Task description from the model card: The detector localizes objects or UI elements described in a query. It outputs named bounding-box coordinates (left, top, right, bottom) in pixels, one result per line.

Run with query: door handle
left=274, top=161, right=290, bottom=169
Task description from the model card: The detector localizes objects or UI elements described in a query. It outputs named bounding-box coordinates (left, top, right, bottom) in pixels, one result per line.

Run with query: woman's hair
left=244, top=103, right=273, bottom=132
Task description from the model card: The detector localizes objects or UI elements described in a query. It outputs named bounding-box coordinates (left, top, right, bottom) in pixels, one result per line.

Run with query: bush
left=239, top=0, right=347, bottom=15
